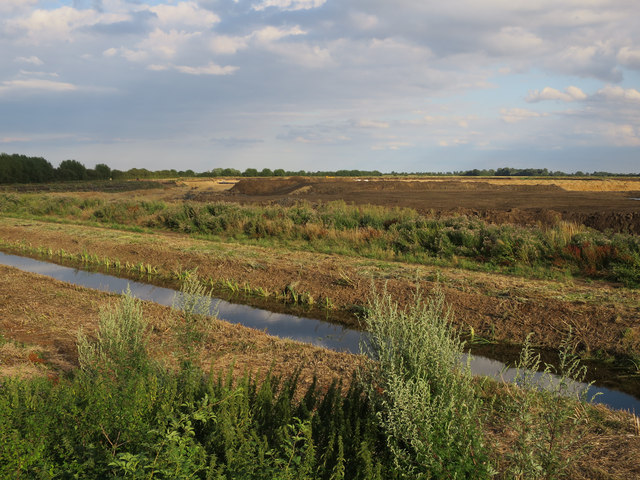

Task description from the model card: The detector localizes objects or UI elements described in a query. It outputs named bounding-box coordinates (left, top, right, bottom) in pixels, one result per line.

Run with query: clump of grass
left=171, top=270, right=215, bottom=366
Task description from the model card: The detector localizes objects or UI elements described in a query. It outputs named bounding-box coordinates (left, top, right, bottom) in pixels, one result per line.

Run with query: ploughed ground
left=1, top=216, right=638, bottom=362
left=1, top=264, right=639, bottom=480
left=14, top=176, right=640, bottom=233
left=189, top=176, right=640, bottom=234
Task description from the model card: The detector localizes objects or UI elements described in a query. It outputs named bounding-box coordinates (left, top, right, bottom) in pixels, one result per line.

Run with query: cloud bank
left=0, top=0, right=639, bottom=172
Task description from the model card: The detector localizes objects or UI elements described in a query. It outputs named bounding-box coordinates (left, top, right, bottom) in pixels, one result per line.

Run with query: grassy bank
left=2, top=215, right=639, bottom=368
left=3, top=279, right=636, bottom=478
left=1, top=193, right=639, bottom=287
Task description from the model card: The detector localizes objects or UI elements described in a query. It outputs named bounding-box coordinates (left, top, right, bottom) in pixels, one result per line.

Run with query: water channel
left=1, top=251, right=638, bottom=413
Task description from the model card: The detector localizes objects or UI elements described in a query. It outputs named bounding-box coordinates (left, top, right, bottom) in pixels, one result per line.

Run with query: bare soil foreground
left=1, top=217, right=639, bottom=365
left=186, top=177, right=640, bottom=234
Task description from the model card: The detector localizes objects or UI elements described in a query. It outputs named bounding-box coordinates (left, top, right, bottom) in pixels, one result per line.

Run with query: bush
left=360, top=289, right=490, bottom=479
left=77, top=287, right=150, bottom=379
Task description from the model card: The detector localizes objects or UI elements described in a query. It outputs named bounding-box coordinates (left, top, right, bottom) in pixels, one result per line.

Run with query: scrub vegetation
left=1, top=193, right=639, bottom=286
left=0, top=283, right=615, bottom=479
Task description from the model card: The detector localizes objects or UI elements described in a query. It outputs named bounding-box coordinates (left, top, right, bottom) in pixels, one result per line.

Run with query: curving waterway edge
left=0, top=251, right=638, bottom=413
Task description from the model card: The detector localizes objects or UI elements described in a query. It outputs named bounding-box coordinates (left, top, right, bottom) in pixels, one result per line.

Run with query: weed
left=334, top=270, right=357, bottom=288
left=503, top=332, right=598, bottom=479
left=322, top=296, right=335, bottom=311
left=172, top=270, right=215, bottom=366
left=221, top=278, right=241, bottom=293
left=360, top=288, right=490, bottom=478
left=77, top=286, right=151, bottom=379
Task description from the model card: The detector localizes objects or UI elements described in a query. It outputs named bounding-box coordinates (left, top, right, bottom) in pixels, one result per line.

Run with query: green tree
left=56, top=159, right=88, bottom=181
left=94, top=163, right=111, bottom=180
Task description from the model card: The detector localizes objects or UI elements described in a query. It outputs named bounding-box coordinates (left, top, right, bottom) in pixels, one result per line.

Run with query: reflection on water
left=0, top=251, right=638, bottom=412
left=0, top=252, right=362, bottom=353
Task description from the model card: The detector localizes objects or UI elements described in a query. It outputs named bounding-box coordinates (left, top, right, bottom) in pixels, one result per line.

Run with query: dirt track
left=187, top=177, right=640, bottom=234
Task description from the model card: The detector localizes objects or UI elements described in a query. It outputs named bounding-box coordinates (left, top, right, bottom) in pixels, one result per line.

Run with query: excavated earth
left=189, top=177, right=640, bottom=234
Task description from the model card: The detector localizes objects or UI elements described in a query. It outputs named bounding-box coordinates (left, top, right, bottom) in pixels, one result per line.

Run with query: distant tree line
left=0, top=153, right=112, bottom=184
left=1, top=152, right=638, bottom=185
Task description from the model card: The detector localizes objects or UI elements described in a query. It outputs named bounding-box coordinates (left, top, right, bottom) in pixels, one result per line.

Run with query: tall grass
left=77, top=286, right=151, bottom=379
left=502, top=333, right=597, bottom=479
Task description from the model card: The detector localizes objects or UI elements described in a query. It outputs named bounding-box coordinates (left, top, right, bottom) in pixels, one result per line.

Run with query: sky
left=1, top=0, right=639, bottom=173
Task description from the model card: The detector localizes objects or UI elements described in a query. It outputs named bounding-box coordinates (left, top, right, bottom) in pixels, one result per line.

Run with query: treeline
left=0, top=154, right=111, bottom=184
left=1, top=152, right=638, bottom=185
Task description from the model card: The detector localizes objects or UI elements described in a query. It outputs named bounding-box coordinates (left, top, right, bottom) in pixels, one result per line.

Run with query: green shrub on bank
left=361, top=289, right=491, bottom=479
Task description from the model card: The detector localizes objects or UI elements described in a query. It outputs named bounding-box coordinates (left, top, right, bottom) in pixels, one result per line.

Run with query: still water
left=1, top=251, right=638, bottom=412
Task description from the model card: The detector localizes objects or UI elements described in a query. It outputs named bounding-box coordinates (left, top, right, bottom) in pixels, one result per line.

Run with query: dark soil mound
left=230, top=177, right=312, bottom=195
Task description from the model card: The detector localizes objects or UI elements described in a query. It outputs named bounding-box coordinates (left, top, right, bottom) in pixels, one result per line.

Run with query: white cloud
left=0, top=136, right=30, bottom=143
left=526, top=86, right=587, bottom=102
left=485, top=26, right=544, bottom=55
left=350, top=12, right=379, bottom=30
left=147, top=64, right=169, bottom=71
left=210, top=35, right=248, bottom=55
left=0, top=78, right=77, bottom=94
left=252, top=26, right=306, bottom=44
left=174, top=62, right=238, bottom=75
left=14, top=55, right=43, bottom=65
left=110, top=28, right=200, bottom=63
left=595, top=85, right=640, bottom=102
left=604, top=123, right=640, bottom=147
left=253, top=0, right=326, bottom=12
left=7, top=7, right=96, bottom=44
left=18, top=70, right=59, bottom=77
left=6, top=7, right=128, bottom=45
left=149, top=2, right=220, bottom=29
left=265, top=42, right=332, bottom=68
left=208, top=26, right=305, bottom=57
left=617, top=46, right=640, bottom=69
left=0, top=0, right=36, bottom=14
left=356, top=120, right=390, bottom=129
left=371, top=141, right=411, bottom=150
left=140, top=28, right=200, bottom=59
left=500, top=108, right=546, bottom=124
left=438, top=138, right=469, bottom=147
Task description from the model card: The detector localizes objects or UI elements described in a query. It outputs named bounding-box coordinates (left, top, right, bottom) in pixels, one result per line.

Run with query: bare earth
left=181, top=177, right=640, bottom=234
